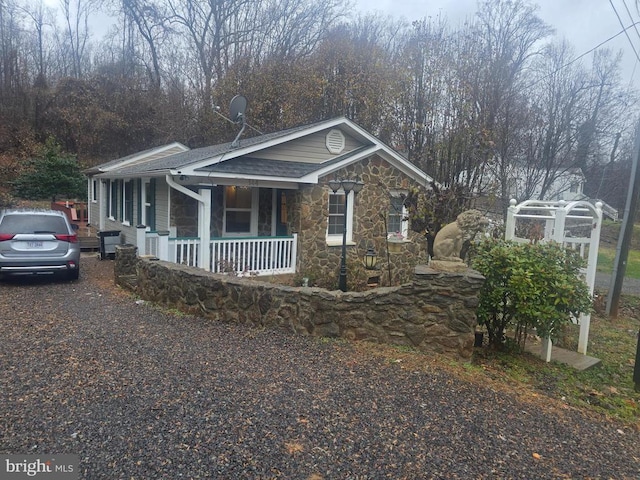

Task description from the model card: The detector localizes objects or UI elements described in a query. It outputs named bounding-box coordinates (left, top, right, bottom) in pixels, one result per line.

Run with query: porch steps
left=79, top=235, right=100, bottom=252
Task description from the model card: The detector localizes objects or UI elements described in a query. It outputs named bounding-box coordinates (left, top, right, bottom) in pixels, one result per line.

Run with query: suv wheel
left=68, top=267, right=80, bottom=281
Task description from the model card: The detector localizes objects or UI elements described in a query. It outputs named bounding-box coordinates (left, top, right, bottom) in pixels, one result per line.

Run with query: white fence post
left=578, top=201, right=603, bottom=355
left=136, top=225, right=147, bottom=256
left=291, top=233, right=298, bottom=274
left=505, top=199, right=517, bottom=240
left=541, top=337, right=553, bottom=363
left=157, top=231, right=170, bottom=261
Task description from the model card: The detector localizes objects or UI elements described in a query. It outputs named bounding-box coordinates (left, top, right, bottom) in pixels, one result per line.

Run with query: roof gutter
left=165, top=174, right=204, bottom=202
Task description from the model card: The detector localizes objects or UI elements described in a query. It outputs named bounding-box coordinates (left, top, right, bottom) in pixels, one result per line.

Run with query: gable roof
left=84, top=142, right=189, bottom=175
left=89, top=117, right=433, bottom=188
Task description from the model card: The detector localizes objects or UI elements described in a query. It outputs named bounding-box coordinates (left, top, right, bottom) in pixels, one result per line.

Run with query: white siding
left=256, top=130, right=365, bottom=163
left=155, top=180, right=170, bottom=231
left=88, top=180, right=100, bottom=228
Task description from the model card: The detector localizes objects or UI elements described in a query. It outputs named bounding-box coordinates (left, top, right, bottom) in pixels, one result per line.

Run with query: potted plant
left=387, top=232, right=405, bottom=252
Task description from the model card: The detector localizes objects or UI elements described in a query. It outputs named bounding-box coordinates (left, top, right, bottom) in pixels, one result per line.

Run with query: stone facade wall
left=290, top=156, right=429, bottom=289
left=257, top=188, right=273, bottom=237
left=115, top=246, right=484, bottom=360
left=171, top=190, right=199, bottom=237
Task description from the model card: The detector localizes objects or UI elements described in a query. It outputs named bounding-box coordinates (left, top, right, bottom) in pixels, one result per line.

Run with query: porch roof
left=194, top=146, right=371, bottom=179
left=92, top=122, right=322, bottom=178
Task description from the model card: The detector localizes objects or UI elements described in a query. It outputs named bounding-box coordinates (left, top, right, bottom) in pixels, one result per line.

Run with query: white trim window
left=122, top=180, right=134, bottom=226
left=142, top=179, right=155, bottom=230
left=223, top=186, right=257, bottom=236
left=91, top=179, right=98, bottom=203
left=108, top=180, right=118, bottom=220
left=326, top=189, right=354, bottom=245
left=388, top=192, right=408, bottom=240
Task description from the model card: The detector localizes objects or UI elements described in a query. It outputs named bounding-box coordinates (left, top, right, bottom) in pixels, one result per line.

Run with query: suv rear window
left=0, top=214, right=69, bottom=235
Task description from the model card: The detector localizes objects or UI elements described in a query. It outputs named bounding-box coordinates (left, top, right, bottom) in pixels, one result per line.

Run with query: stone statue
left=432, top=209, right=488, bottom=264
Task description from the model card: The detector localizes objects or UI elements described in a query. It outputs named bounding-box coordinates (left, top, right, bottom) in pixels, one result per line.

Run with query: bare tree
left=0, top=0, right=31, bottom=120
left=468, top=0, right=553, bottom=212
left=58, top=0, right=97, bottom=77
left=393, top=16, right=450, bottom=173
left=121, top=0, right=171, bottom=89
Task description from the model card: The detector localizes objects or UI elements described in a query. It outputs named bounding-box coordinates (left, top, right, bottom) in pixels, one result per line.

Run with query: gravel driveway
left=1, top=256, right=639, bottom=479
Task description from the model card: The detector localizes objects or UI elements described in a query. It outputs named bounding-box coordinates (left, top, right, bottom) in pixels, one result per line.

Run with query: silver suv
left=0, top=209, right=81, bottom=280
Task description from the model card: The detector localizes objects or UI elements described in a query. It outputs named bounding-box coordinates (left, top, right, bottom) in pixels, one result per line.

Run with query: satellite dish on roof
left=230, top=95, right=248, bottom=148
left=229, top=95, right=247, bottom=124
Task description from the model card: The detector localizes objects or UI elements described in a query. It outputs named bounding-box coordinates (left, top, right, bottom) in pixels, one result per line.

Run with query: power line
left=621, top=0, right=640, bottom=44
left=520, top=22, right=640, bottom=92
left=610, top=0, right=640, bottom=63
left=621, top=0, right=640, bottom=84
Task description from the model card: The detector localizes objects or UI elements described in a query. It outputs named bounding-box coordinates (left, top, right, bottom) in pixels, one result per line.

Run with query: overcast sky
left=353, top=0, right=640, bottom=86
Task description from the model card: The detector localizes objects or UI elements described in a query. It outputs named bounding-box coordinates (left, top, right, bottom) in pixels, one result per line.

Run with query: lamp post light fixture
left=329, top=176, right=364, bottom=291
left=363, top=247, right=378, bottom=270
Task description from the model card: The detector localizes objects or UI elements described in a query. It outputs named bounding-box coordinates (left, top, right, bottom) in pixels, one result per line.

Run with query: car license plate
left=27, top=241, right=44, bottom=248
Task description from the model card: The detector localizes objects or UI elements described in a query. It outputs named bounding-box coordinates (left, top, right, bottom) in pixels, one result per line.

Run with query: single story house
left=84, top=117, right=433, bottom=289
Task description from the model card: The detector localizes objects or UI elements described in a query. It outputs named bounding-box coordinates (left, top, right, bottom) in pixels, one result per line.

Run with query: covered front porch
left=137, top=228, right=298, bottom=276
left=155, top=170, right=300, bottom=276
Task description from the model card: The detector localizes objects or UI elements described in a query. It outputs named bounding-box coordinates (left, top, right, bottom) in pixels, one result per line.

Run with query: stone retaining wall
left=115, top=245, right=485, bottom=359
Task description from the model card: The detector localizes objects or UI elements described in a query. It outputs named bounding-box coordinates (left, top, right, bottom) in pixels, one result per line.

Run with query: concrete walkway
left=517, top=272, right=640, bottom=371
left=523, top=341, right=601, bottom=371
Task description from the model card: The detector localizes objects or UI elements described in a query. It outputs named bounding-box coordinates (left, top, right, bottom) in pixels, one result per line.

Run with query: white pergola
left=505, top=199, right=603, bottom=359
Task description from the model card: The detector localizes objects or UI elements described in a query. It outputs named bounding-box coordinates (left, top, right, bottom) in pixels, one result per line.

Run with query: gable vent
left=326, top=129, right=345, bottom=154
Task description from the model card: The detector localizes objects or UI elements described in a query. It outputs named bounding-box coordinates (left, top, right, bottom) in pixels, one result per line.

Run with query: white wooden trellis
left=505, top=198, right=603, bottom=360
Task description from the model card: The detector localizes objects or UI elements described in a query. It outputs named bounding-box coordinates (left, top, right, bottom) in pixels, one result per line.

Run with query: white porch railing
left=210, top=235, right=297, bottom=275
left=170, top=237, right=200, bottom=266
left=138, top=228, right=297, bottom=276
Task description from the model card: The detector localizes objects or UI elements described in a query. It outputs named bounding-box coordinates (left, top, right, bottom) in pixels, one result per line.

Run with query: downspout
left=165, top=174, right=211, bottom=270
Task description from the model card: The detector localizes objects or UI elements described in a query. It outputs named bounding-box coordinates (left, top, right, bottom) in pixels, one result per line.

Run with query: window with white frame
left=326, top=190, right=354, bottom=244
left=123, top=180, right=134, bottom=225
left=388, top=193, right=408, bottom=240
left=108, top=180, right=118, bottom=220
left=223, top=186, right=256, bottom=235
left=91, top=179, right=97, bottom=202
left=143, top=179, right=155, bottom=230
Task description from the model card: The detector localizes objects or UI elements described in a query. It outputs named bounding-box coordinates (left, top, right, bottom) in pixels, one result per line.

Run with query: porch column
left=165, top=175, right=212, bottom=272
left=99, top=180, right=106, bottom=231
left=87, top=178, right=92, bottom=226
left=198, top=187, right=212, bottom=271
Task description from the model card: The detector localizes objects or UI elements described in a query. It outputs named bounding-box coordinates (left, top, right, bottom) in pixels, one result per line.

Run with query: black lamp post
left=328, top=177, right=364, bottom=291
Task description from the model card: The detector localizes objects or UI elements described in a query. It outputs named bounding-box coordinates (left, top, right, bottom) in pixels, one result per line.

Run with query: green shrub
left=12, top=138, right=86, bottom=201
left=471, top=239, right=592, bottom=349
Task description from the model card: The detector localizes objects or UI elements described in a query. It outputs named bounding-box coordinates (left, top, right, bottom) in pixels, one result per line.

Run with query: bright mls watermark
left=1, top=455, right=78, bottom=479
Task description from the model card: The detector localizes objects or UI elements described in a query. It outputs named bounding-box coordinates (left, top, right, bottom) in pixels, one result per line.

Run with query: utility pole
left=606, top=124, right=640, bottom=392
left=606, top=126, right=640, bottom=317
